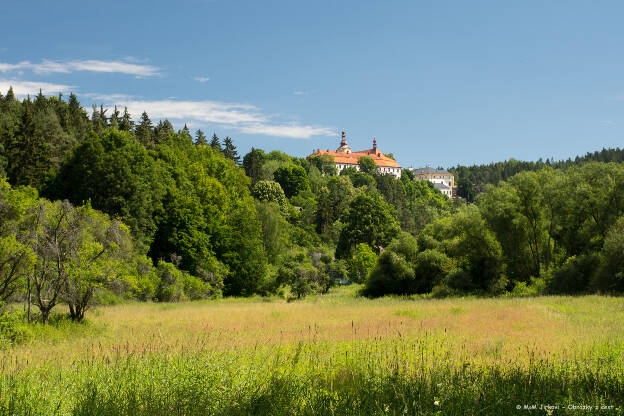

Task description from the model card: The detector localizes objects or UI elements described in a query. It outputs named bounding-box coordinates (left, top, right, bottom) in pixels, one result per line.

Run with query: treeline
left=451, top=148, right=624, bottom=201
left=0, top=89, right=456, bottom=323
left=366, top=164, right=624, bottom=297
left=2, top=89, right=622, bottom=322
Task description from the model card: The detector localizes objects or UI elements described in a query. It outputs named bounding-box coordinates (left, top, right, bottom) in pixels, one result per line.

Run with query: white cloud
left=96, top=97, right=333, bottom=139
left=0, top=59, right=160, bottom=77
left=238, top=123, right=334, bottom=139
left=0, top=79, right=74, bottom=96
left=293, top=91, right=307, bottom=95
left=193, top=76, right=210, bottom=83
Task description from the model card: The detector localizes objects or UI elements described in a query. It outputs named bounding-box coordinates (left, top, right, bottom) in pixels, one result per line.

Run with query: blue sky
left=2, top=0, right=624, bottom=168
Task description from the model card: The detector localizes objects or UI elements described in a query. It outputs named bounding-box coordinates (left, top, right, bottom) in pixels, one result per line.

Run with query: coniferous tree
left=154, top=119, right=174, bottom=144
left=7, top=100, right=49, bottom=187
left=243, top=147, right=262, bottom=184
left=119, top=107, right=134, bottom=133
left=110, top=106, right=120, bottom=130
left=222, top=136, right=240, bottom=164
left=209, top=133, right=221, bottom=152
left=135, top=111, right=155, bottom=148
left=195, top=129, right=207, bottom=146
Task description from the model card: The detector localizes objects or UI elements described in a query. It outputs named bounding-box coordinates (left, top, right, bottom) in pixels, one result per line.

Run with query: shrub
left=548, top=254, right=600, bottom=294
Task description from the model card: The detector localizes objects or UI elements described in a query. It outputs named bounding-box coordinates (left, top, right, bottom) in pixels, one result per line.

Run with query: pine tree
left=110, top=106, right=120, bottom=130
left=5, top=87, right=15, bottom=103
left=119, top=107, right=133, bottom=133
left=7, top=100, right=49, bottom=187
left=222, top=136, right=240, bottom=164
left=209, top=133, right=221, bottom=152
left=135, top=111, right=154, bottom=148
left=195, top=129, right=207, bottom=146
left=154, top=119, right=174, bottom=144
left=182, top=123, right=190, bottom=137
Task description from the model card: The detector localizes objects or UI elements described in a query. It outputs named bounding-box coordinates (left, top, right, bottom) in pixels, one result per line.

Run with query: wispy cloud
left=599, top=119, right=616, bottom=126
left=293, top=91, right=308, bottom=96
left=193, top=76, right=210, bottom=83
left=0, top=59, right=160, bottom=77
left=238, top=123, right=334, bottom=139
left=0, top=79, right=74, bottom=96
left=96, top=97, right=333, bottom=139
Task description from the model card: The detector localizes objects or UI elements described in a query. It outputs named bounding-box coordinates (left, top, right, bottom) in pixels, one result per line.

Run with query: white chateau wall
left=335, top=163, right=401, bottom=178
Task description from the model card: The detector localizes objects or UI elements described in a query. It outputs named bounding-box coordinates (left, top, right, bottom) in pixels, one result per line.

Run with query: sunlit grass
left=1, top=289, right=623, bottom=414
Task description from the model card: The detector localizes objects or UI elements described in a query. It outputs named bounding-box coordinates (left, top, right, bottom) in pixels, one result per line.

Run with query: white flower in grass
left=434, top=400, right=440, bottom=406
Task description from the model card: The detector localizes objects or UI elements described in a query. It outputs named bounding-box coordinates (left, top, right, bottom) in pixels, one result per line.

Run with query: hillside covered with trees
left=1, top=89, right=624, bottom=325
left=451, top=148, right=624, bottom=201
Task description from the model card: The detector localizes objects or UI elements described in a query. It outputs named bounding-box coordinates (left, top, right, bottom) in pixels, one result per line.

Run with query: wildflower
left=434, top=400, right=440, bottom=406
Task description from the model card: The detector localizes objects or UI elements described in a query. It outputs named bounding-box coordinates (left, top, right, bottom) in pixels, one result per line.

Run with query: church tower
left=336, top=130, right=352, bottom=153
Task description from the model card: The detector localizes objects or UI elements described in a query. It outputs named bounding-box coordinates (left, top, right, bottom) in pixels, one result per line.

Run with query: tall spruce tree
left=154, top=119, right=174, bottom=144
left=209, top=133, right=221, bottom=152
left=119, top=107, right=134, bottom=133
left=135, top=111, right=154, bottom=148
left=110, top=106, right=120, bottom=130
left=7, top=99, right=49, bottom=187
left=222, top=136, right=240, bottom=164
left=195, top=129, right=207, bottom=146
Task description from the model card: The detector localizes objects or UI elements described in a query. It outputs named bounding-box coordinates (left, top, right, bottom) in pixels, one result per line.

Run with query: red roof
left=308, top=148, right=401, bottom=168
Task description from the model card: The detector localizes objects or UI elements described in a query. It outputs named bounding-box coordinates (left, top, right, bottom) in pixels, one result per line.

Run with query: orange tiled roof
left=308, top=148, right=401, bottom=168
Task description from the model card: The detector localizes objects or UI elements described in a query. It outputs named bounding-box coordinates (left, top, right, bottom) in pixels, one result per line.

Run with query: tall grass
left=1, top=292, right=623, bottom=415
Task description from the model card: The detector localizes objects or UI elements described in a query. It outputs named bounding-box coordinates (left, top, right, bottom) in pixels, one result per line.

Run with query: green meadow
left=1, top=288, right=623, bottom=415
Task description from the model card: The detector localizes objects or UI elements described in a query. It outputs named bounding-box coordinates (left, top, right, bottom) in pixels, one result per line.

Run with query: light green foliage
left=357, top=156, right=377, bottom=174
left=155, top=261, right=212, bottom=302
left=151, top=135, right=265, bottom=297
left=348, top=243, right=377, bottom=283
left=308, top=153, right=337, bottom=176
left=255, top=201, right=291, bottom=262
left=252, top=180, right=289, bottom=215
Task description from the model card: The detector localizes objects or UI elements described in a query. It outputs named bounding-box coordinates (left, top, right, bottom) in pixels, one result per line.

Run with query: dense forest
left=1, top=88, right=623, bottom=325
left=451, top=148, right=624, bottom=201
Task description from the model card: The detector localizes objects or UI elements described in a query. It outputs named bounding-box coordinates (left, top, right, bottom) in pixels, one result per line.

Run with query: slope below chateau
left=307, top=130, right=402, bottom=178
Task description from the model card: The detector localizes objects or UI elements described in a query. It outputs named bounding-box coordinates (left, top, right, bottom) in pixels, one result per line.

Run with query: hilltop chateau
left=308, top=131, right=402, bottom=178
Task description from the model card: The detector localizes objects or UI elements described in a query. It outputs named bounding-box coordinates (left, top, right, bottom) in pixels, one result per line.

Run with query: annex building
left=308, top=130, right=402, bottom=178
left=409, top=166, right=455, bottom=197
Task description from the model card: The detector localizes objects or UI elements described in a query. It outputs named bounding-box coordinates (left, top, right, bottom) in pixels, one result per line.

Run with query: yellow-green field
left=2, top=288, right=624, bottom=415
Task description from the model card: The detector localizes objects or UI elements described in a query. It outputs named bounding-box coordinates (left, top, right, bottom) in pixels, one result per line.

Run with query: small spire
left=373, top=137, right=377, bottom=151
left=340, top=129, right=347, bottom=147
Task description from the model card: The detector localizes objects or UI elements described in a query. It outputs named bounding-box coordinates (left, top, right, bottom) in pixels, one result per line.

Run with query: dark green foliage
left=451, top=147, right=624, bottom=199
left=195, top=129, right=207, bottom=146
left=135, top=111, right=154, bottom=148
left=336, top=192, right=400, bottom=259
left=45, top=130, right=166, bottom=251
left=273, top=165, right=310, bottom=198
left=548, top=254, right=600, bottom=295
left=209, top=133, right=221, bottom=152
left=243, top=147, right=264, bottom=185
left=592, top=216, right=624, bottom=292
left=154, top=119, right=174, bottom=144
left=222, top=136, right=240, bottom=164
